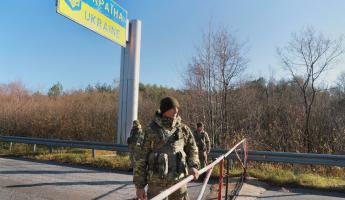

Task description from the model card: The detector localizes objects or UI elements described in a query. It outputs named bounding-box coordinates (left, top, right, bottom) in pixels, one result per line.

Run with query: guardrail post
left=9, top=142, right=13, bottom=152
left=33, top=144, right=37, bottom=153
left=218, top=158, right=224, bottom=200
left=92, top=149, right=96, bottom=158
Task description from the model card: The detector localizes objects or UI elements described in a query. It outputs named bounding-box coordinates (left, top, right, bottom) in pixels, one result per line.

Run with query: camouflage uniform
left=127, top=120, right=144, bottom=168
left=193, top=129, right=210, bottom=169
left=133, top=111, right=200, bottom=200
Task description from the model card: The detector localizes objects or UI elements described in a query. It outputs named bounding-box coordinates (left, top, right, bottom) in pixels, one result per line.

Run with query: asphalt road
left=0, top=157, right=210, bottom=200
left=2, top=157, right=344, bottom=200
left=258, top=186, right=345, bottom=200
left=229, top=177, right=345, bottom=200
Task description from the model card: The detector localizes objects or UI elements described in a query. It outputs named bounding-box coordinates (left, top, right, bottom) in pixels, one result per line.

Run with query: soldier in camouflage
left=134, top=96, right=200, bottom=200
left=127, top=120, right=144, bottom=169
left=193, top=122, right=210, bottom=169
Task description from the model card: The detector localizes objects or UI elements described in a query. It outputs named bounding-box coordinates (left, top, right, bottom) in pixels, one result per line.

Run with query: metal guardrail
left=1, top=135, right=345, bottom=167
left=0, top=135, right=128, bottom=152
left=211, top=149, right=345, bottom=167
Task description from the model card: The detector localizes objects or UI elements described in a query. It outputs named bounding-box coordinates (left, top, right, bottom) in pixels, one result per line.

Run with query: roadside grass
left=249, top=163, right=345, bottom=192
left=30, top=152, right=130, bottom=171
left=0, top=142, right=131, bottom=171
left=0, top=142, right=9, bottom=154
left=1, top=143, right=344, bottom=192
left=209, top=160, right=344, bottom=192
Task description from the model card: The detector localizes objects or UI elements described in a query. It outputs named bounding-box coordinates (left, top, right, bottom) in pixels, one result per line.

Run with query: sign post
left=117, top=20, right=141, bottom=144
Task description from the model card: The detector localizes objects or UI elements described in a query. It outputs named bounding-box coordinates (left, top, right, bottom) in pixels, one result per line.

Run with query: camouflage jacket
left=133, top=111, right=200, bottom=188
left=193, top=130, right=211, bottom=153
left=127, top=125, right=144, bottom=151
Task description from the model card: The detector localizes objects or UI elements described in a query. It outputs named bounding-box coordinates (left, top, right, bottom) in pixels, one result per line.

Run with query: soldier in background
left=134, top=96, right=200, bottom=200
left=127, top=120, right=143, bottom=170
left=193, top=122, right=210, bottom=169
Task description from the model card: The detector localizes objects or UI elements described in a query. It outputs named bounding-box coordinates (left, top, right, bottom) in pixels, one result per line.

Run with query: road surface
left=258, top=186, right=345, bottom=200
left=235, top=177, right=345, bottom=200
left=0, top=157, right=210, bottom=200
left=2, top=157, right=343, bottom=200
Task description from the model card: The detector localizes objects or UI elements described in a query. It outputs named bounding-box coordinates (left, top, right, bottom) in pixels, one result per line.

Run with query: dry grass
left=0, top=143, right=130, bottom=171
left=29, top=152, right=130, bottom=171
left=203, top=160, right=345, bottom=192
left=0, top=83, right=117, bottom=142
left=249, top=163, right=345, bottom=192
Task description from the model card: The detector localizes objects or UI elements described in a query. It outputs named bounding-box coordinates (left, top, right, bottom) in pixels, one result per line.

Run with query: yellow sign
left=57, top=0, right=127, bottom=47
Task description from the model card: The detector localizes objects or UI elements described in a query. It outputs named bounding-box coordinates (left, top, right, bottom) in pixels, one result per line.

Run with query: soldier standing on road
left=193, top=122, right=210, bottom=169
left=134, top=96, right=200, bottom=200
left=127, top=120, right=144, bottom=170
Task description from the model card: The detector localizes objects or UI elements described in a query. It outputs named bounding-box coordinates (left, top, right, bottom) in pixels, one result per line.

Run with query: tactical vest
left=147, top=122, right=188, bottom=181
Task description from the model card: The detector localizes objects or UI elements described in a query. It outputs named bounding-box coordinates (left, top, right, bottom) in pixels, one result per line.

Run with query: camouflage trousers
left=199, top=151, right=208, bottom=169
left=147, top=177, right=189, bottom=200
left=129, top=148, right=139, bottom=168
left=129, top=150, right=134, bottom=168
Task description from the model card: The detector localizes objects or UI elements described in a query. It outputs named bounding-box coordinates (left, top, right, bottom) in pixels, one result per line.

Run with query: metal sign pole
left=117, top=20, right=142, bottom=144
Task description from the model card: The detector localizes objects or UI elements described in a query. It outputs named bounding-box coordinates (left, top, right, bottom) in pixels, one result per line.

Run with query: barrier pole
left=197, top=167, right=213, bottom=200
left=225, top=158, right=230, bottom=200
left=151, top=139, right=246, bottom=200
left=218, top=159, right=224, bottom=200
left=243, top=141, right=248, bottom=178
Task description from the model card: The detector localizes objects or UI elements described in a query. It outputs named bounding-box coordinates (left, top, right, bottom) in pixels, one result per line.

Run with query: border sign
left=57, top=0, right=127, bottom=47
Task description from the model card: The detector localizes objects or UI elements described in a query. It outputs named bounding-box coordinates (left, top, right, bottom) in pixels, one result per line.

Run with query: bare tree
left=184, top=24, right=248, bottom=147
left=185, top=25, right=217, bottom=147
left=277, top=27, right=344, bottom=152
left=336, top=72, right=345, bottom=94
left=213, top=27, right=248, bottom=134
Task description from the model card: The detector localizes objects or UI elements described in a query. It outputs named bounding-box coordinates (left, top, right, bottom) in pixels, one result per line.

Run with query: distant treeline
left=0, top=78, right=345, bottom=154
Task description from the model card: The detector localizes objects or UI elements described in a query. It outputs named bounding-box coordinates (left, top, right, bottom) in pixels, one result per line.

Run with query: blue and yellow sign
left=57, top=0, right=127, bottom=47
